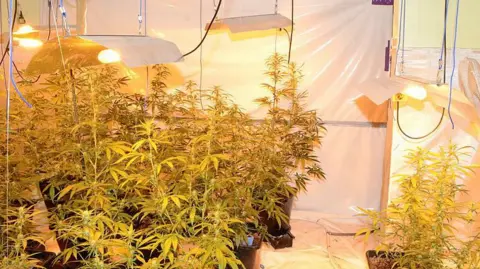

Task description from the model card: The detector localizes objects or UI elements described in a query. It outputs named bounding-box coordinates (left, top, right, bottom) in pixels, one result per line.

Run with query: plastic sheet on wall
left=31, top=0, right=394, bottom=215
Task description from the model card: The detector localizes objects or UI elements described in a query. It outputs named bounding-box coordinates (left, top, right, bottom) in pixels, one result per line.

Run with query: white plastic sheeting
left=260, top=211, right=377, bottom=268
left=78, top=0, right=393, bottom=215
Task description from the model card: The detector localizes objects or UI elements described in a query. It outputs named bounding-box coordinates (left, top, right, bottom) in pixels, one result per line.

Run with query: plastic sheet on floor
left=260, top=211, right=378, bottom=269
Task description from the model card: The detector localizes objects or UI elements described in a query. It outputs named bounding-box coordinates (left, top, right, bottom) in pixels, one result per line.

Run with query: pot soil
left=366, top=250, right=402, bottom=269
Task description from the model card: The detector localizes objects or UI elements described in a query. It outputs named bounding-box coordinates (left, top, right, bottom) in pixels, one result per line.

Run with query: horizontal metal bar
left=322, top=121, right=387, bottom=128
left=251, top=119, right=387, bottom=128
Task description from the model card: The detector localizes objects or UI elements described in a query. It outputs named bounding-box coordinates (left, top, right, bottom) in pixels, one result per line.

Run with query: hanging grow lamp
left=211, top=14, right=291, bottom=34
left=206, top=0, right=292, bottom=40
left=25, top=35, right=183, bottom=75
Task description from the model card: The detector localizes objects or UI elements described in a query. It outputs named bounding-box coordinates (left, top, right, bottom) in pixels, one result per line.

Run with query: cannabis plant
left=358, top=144, right=480, bottom=269
left=0, top=205, right=45, bottom=269
left=253, top=53, right=325, bottom=229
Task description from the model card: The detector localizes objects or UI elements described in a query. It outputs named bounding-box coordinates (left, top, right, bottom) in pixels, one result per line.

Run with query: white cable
left=5, top=0, right=14, bottom=255
left=58, top=0, right=71, bottom=36
left=138, top=0, right=143, bottom=35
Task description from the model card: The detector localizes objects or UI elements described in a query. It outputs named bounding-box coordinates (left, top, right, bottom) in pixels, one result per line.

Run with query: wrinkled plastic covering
left=459, top=58, right=480, bottom=115
left=80, top=0, right=393, bottom=215
left=396, top=48, right=480, bottom=88
left=387, top=58, right=480, bottom=230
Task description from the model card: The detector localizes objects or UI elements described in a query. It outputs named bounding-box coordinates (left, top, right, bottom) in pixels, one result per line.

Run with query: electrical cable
left=0, top=0, right=17, bottom=66
left=447, top=0, right=460, bottom=129
left=400, top=0, right=406, bottom=73
left=179, top=0, right=222, bottom=60
left=12, top=60, right=41, bottom=83
left=395, top=0, right=405, bottom=75
left=58, top=0, right=71, bottom=35
left=138, top=0, right=143, bottom=35
left=7, top=0, right=31, bottom=107
left=47, top=0, right=52, bottom=40
left=396, top=101, right=445, bottom=140
left=443, top=0, right=447, bottom=84
left=287, top=0, right=294, bottom=64
left=437, top=0, right=449, bottom=85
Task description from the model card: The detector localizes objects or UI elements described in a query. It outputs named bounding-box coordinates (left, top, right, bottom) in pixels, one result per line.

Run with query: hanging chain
left=275, top=0, right=279, bottom=14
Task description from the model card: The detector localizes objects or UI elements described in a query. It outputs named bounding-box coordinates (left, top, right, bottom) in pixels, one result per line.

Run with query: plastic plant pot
left=233, top=235, right=263, bottom=269
left=366, top=250, right=402, bottom=269
left=259, top=195, right=295, bottom=249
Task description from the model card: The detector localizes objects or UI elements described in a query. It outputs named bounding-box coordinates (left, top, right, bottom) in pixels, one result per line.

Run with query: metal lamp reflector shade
left=210, top=14, right=292, bottom=34
left=25, top=35, right=183, bottom=75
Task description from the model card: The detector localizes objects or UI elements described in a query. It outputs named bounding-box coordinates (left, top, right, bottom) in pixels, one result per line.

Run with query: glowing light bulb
left=98, top=49, right=121, bottom=64
left=403, top=85, right=427, bottom=100
left=18, top=38, right=43, bottom=48
left=15, top=25, right=35, bottom=34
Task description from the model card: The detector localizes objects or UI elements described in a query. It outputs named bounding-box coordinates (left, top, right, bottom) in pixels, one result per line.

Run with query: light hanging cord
left=7, top=0, right=31, bottom=107
left=447, top=0, right=460, bottom=129
left=437, top=0, right=449, bottom=85
left=58, top=0, right=71, bottom=36
left=138, top=0, right=143, bottom=35
left=395, top=0, right=406, bottom=75
left=287, top=0, right=294, bottom=64
left=179, top=0, right=223, bottom=59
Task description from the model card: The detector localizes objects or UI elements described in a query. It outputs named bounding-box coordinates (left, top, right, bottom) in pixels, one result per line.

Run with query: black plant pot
left=235, top=245, right=259, bottom=269
left=268, top=227, right=294, bottom=249
left=31, top=251, right=64, bottom=269
left=259, top=195, right=295, bottom=249
left=230, top=235, right=262, bottom=269
left=366, top=250, right=403, bottom=269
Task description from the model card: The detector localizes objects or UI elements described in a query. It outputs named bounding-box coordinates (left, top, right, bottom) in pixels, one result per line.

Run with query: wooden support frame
left=380, top=0, right=400, bottom=211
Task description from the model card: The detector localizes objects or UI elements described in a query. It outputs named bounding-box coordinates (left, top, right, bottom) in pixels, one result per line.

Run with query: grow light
left=25, top=35, right=182, bottom=75
left=80, top=35, right=183, bottom=67
left=1, top=24, right=41, bottom=45
left=98, top=49, right=121, bottom=64
left=217, top=14, right=291, bottom=34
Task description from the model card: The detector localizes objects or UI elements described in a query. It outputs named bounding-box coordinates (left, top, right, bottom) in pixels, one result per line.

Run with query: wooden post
left=380, top=100, right=394, bottom=212
left=380, top=0, right=401, bottom=212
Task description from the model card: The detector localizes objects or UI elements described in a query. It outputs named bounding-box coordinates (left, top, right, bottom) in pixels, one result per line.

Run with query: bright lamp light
left=98, top=49, right=121, bottom=64
left=403, top=85, right=427, bottom=100
left=17, top=38, right=43, bottom=48
left=15, top=25, right=35, bottom=34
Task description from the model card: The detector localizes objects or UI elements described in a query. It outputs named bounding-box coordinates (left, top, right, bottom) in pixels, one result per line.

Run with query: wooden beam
left=380, top=100, right=394, bottom=212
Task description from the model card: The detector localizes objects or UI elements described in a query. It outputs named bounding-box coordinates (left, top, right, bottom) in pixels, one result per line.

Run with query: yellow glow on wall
left=98, top=49, right=121, bottom=64
left=403, top=85, right=427, bottom=100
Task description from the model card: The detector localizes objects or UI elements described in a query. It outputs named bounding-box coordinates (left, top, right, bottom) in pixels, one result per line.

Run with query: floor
left=38, top=205, right=376, bottom=268
left=259, top=211, right=378, bottom=269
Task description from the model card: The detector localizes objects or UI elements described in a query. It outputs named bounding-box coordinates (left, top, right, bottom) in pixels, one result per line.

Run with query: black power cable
left=47, top=0, right=52, bottom=41
left=396, top=101, right=445, bottom=140
left=12, top=59, right=40, bottom=83
left=180, top=0, right=223, bottom=59
left=0, top=0, right=18, bottom=66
